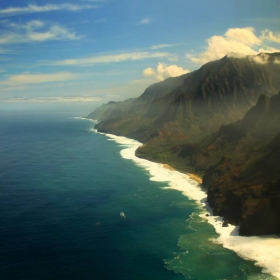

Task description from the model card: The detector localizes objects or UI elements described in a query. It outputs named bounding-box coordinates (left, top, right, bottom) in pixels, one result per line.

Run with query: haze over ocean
left=0, top=108, right=276, bottom=279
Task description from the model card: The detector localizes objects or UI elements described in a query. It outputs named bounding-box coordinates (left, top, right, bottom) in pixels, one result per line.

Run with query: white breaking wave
left=92, top=130, right=280, bottom=279
left=71, top=117, right=98, bottom=123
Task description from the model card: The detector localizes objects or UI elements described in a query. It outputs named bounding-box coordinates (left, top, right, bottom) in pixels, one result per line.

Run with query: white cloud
left=29, top=24, right=79, bottom=41
left=143, top=67, right=155, bottom=76
left=149, top=44, right=179, bottom=50
left=225, top=27, right=262, bottom=46
left=250, top=53, right=280, bottom=64
left=0, top=21, right=81, bottom=44
left=258, top=47, right=280, bottom=53
left=10, top=20, right=45, bottom=30
left=187, top=27, right=280, bottom=64
left=137, top=17, right=152, bottom=25
left=226, top=53, right=247, bottom=59
left=143, top=63, right=190, bottom=81
left=261, top=29, right=280, bottom=43
left=0, top=3, right=96, bottom=16
left=48, top=51, right=173, bottom=66
left=251, top=54, right=270, bottom=64
left=0, top=72, right=78, bottom=86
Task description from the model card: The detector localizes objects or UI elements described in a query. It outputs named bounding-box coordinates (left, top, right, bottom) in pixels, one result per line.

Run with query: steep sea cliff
left=89, top=53, right=280, bottom=236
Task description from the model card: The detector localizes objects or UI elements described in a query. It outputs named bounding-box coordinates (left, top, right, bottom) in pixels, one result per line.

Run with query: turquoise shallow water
left=0, top=110, right=275, bottom=279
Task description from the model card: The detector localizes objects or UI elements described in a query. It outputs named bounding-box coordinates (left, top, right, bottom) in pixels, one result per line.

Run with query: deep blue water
left=0, top=110, right=272, bottom=279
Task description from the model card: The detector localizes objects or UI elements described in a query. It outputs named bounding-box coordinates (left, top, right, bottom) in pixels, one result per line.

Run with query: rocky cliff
left=203, top=92, right=280, bottom=235
left=93, top=53, right=280, bottom=144
left=88, top=52, right=280, bottom=235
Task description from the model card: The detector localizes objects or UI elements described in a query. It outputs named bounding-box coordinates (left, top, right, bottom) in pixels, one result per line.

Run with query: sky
left=0, top=0, right=280, bottom=112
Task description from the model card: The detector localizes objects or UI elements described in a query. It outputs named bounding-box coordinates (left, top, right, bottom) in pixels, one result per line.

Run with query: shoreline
left=86, top=123, right=280, bottom=279
left=162, top=163, right=203, bottom=184
left=186, top=172, right=203, bottom=184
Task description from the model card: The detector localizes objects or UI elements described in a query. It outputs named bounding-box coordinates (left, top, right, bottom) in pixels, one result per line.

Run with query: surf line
left=91, top=128, right=280, bottom=279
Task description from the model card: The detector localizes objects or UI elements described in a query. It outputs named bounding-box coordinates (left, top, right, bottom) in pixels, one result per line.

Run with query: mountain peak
left=225, top=52, right=247, bottom=59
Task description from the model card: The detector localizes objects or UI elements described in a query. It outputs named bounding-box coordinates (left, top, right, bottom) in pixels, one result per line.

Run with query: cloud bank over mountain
left=187, top=27, right=280, bottom=64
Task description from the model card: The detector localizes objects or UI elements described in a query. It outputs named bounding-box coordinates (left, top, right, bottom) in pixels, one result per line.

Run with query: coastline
left=186, top=173, right=203, bottom=184
left=88, top=123, right=280, bottom=279
left=163, top=164, right=203, bottom=184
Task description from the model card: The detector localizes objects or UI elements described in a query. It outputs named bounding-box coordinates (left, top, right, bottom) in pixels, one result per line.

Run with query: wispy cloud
left=137, top=17, right=152, bottom=25
left=0, top=72, right=78, bottom=86
left=261, top=29, right=280, bottom=43
left=0, top=20, right=81, bottom=44
left=0, top=3, right=97, bottom=16
left=149, top=44, right=179, bottom=50
left=46, top=51, right=174, bottom=66
left=1, top=96, right=101, bottom=103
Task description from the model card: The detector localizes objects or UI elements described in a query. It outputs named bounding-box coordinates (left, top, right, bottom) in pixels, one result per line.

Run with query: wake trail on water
left=90, top=129, right=280, bottom=279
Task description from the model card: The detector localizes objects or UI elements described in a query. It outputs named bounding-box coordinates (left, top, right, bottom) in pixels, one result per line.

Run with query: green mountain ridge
left=88, top=52, right=280, bottom=235
left=93, top=53, right=280, bottom=143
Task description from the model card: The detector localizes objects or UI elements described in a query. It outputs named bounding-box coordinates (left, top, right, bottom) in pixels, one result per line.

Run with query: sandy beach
left=163, top=164, right=203, bottom=184
left=186, top=173, right=203, bottom=184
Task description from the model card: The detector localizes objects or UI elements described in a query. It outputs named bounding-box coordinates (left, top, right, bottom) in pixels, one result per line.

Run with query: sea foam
left=72, top=117, right=98, bottom=123
left=93, top=130, right=280, bottom=279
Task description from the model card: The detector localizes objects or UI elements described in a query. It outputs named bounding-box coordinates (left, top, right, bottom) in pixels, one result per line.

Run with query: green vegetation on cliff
left=88, top=52, right=280, bottom=236
left=93, top=53, right=280, bottom=143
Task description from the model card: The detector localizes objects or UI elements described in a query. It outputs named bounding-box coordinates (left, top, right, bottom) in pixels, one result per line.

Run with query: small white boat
left=120, top=212, right=126, bottom=220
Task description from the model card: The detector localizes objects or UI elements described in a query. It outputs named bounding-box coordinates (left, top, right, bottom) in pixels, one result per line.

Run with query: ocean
left=0, top=108, right=279, bottom=280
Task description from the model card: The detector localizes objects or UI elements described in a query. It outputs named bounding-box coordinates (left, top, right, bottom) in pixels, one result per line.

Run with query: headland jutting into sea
left=87, top=52, right=280, bottom=278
